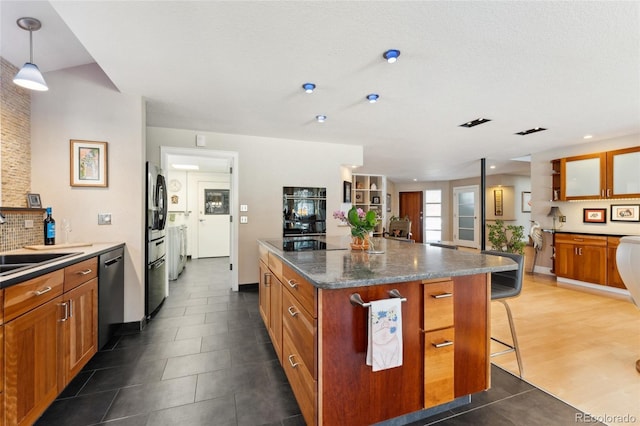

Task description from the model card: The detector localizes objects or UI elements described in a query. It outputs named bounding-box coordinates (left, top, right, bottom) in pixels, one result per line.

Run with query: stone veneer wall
left=0, top=210, right=44, bottom=251
left=1, top=57, right=31, bottom=207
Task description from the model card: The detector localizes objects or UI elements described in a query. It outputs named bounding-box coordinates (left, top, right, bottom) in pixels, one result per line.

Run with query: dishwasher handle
left=104, top=255, right=123, bottom=267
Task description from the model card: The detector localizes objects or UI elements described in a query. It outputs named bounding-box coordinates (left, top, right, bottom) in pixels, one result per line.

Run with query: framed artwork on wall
left=70, top=140, right=108, bottom=187
left=610, top=204, right=640, bottom=222
left=583, top=208, right=606, bottom=223
left=494, top=189, right=503, bottom=216
left=27, top=193, right=42, bottom=208
left=521, top=191, right=531, bottom=213
left=343, top=181, right=352, bottom=203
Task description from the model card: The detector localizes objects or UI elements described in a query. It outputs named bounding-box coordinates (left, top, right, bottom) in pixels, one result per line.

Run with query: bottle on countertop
left=44, top=207, right=56, bottom=245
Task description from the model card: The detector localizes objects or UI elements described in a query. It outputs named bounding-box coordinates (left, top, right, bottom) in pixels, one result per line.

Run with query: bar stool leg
left=499, top=299, right=523, bottom=378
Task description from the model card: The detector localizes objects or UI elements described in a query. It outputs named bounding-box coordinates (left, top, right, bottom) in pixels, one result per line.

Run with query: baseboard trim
left=557, top=277, right=632, bottom=301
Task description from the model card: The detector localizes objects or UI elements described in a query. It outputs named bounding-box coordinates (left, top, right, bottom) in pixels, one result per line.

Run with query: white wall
left=530, top=133, right=640, bottom=269
left=146, top=127, right=363, bottom=285
left=31, top=63, right=146, bottom=323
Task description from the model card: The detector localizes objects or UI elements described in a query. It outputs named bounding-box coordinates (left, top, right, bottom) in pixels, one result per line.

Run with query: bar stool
left=482, top=250, right=524, bottom=378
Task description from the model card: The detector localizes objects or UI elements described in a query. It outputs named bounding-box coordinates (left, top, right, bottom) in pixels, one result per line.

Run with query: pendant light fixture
left=13, top=17, right=48, bottom=91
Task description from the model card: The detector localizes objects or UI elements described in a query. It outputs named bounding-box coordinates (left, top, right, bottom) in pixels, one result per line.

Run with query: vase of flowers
left=334, top=207, right=379, bottom=250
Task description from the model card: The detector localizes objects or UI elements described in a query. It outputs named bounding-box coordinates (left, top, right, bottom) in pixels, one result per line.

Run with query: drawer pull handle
left=77, top=269, right=93, bottom=276
left=432, top=292, right=453, bottom=299
left=287, top=306, right=299, bottom=317
left=34, top=286, right=52, bottom=296
left=263, top=272, right=271, bottom=287
left=288, top=354, right=300, bottom=368
left=573, top=238, right=584, bottom=242
left=432, top=340, right=454, bottom=348
left=287, top=279, right=298, bottom=289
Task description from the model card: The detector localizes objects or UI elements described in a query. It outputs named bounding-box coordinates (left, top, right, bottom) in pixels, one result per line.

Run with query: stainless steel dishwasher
left=98, top=247, right=124, bottom=349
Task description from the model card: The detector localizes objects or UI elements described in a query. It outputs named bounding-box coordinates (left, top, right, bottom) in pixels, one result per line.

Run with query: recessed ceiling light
left=302, top=83, right=316, bottom=93
left=366, top=94, right=379, bottom=103
left=383, top=49, right=401, bottom=63
left=490, top=165, right=496, bottom=169
left=413, top=178, right=417, bottom=182
left=459, top=118, right=491, bottom=128
left=515, top=127, right=547, bottom=135
left=583, top=134, right=593, bottom=139
left=316, top=115, right=327, bottom=123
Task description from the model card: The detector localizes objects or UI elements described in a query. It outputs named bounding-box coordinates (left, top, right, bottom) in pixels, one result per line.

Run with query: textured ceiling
left=2, top=1, right=639, bottom=182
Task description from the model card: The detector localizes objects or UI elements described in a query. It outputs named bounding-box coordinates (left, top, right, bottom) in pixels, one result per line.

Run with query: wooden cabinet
left=553, top=146, right=640, bottom=200
left=423, top=278, right=454, bottom=407
left=3, top=257, right=99, bottom=426
left=5, top=291, right=62, bottom=426
left=259, top=254, right=283, bottom=363
left=555, top=234, right=607, bottom=285
left=352, top=174, right=386, bottom=235
left=60, top=278, right=98, bottom=389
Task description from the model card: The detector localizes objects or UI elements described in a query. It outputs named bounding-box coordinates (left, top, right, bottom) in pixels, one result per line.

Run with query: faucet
left=0, top=212, right=5, bottom=224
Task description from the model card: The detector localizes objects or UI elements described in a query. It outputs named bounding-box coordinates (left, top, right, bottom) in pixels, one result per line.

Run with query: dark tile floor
left=35, top=258, right=601, bottom=426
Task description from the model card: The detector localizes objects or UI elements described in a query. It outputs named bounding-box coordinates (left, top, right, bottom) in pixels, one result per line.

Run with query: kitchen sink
left=0, top=252, right=80, bottom=277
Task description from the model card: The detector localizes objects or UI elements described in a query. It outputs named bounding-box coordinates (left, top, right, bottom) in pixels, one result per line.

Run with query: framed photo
left=583, top=208, right=606, bottom=223
left=372, top=196, right=381, bottom=204
left=610, top=204, right=640, bottom=222
left=27, top=193, right=42, bottom=208
left=494, top=189, right=503, bottom=216
left=386, top=193, right=391, bottom=212
left=521, top=191, right=531, bottom=213
left=355, top=192, right=363, bottom=203
left=343, top=181, right=352, bottom=203
left=70, top=140, right=108, bottom=187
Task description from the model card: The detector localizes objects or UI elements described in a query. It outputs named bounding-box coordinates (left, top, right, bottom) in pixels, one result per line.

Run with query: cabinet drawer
left=423, top=279, right=453, bottom=332
left=554, top=233, right=607, bottom=246
left=282, top=264, right=316, bottom=317
left=283, top=330, right=316, bottom=426
left=4, top=270, right=64, bottom=322
left=64, top=257, right=98, bottom=292
left=282, top=288, right=316, bottom=380
left=268, top=253, right=283, bottom=282
left=423, top=327, right=455, bottom=408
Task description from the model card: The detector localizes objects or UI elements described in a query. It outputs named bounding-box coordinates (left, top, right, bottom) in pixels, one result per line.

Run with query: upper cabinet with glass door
left=555, top=146, right=640, bottom=200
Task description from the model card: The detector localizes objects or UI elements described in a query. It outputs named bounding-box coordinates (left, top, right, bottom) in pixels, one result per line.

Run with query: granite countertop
left=0, top=242, right=124, bottom=288
left=259, top=236, right=518, bottom=290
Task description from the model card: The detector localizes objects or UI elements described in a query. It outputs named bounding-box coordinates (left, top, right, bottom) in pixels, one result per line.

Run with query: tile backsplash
left=0, top=210, right=44, bottom=251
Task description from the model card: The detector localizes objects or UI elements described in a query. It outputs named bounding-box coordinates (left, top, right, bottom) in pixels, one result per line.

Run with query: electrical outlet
left=559, top=215, right=566, bottom=222
left=24, top=219, right=34, bottom=228
left=240, top=204, right=248, bottom=212
left=98, top=213, right=112, bottom=225
left=240, top=216, right=248, bottom=224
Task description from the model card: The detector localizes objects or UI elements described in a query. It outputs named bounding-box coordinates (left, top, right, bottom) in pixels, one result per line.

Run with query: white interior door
left=453, top=185, right=480, bottom=248
left=197, top=182, right=230, bottom=258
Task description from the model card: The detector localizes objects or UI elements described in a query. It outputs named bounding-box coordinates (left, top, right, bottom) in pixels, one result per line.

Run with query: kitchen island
left=258, top=237, right=518, bottom=426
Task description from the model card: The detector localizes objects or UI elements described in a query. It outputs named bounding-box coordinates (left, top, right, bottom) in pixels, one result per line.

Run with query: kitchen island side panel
left=318, top=282, right=423, bottom=426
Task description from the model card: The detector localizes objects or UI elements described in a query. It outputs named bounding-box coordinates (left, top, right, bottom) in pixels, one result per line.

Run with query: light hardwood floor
left=489, top=269, right=640, bottom=426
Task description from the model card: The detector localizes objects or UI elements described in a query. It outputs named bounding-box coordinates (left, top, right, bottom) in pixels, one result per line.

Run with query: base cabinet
left=3, top=258, right=99, bottom=426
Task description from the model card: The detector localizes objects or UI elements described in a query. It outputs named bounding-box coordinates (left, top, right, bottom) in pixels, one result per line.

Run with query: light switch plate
left=240, top=216, right=248, bottom=224
left=240, top=204, right=248, bottom=212
left=98, top=213, right=112, bottom=225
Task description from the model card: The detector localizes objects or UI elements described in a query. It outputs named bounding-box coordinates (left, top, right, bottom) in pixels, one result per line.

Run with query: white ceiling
left=2, top=1, right=639, bottom=181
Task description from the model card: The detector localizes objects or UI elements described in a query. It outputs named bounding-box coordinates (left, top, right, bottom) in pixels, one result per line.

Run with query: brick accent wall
left=1, top=57, right=31, bottom=207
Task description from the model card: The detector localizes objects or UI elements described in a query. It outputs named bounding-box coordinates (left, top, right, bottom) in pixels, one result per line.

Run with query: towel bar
left=349, top=289, right=407, bottom=307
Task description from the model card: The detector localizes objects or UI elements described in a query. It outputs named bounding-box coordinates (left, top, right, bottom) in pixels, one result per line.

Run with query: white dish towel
left=366, top=297, right=403, bottom=371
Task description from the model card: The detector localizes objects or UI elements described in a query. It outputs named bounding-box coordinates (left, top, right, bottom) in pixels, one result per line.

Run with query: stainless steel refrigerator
left=145, top=161, right=168, bottom=317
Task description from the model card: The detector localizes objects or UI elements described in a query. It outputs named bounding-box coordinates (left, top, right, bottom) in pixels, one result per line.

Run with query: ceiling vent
left=516, top=127, right=547, bottom=135
left=459, top=118, right=491, bottom=128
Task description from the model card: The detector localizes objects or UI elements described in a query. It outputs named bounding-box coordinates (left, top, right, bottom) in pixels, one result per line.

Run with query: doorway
left=452, top=185, right=480, bottom=248
left=161, top=147, right=239, bottom=291
left=399, top=191, right=424, bottom=243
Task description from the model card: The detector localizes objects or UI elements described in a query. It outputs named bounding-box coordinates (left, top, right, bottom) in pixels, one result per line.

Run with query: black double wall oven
left=283, top=186, right=326, bottom=237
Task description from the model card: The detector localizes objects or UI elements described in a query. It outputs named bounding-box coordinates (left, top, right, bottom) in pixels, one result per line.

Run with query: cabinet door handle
left=607, top=189, right=611, bottom=197
left=263, top=272, right=271, bottom=287
left=77, top=269, right=93, bottom=276
left=288, top=354, right=300, bottom=368
left=60, top=302, right=69, bottom=322
left=601, top=189, right=605, bottom=197
left=287, top=279, right=298, bottom=289
left=431, top=292, right=453, bottom=299
left=287, top=306, right=299, bottom=317
left=34, top=286, right=52, bottom=296
left=432, top=340, right=454, bottom=348
left=578, top=247, right=583, bottom=256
